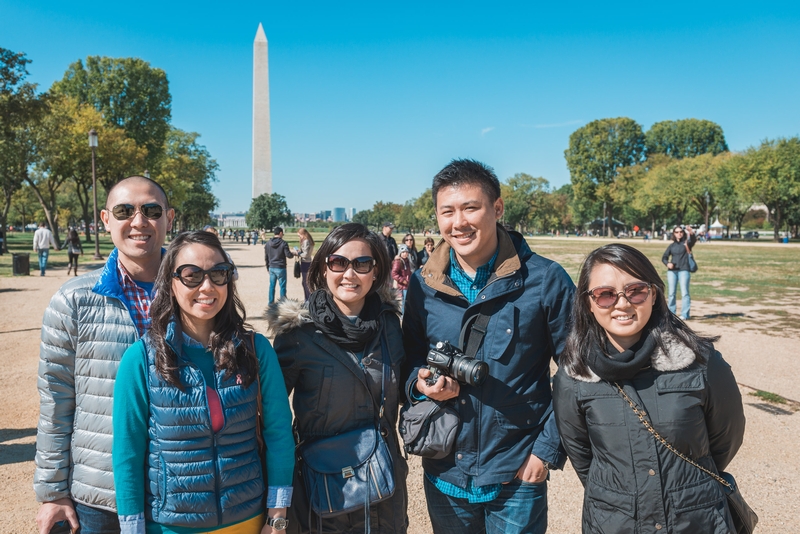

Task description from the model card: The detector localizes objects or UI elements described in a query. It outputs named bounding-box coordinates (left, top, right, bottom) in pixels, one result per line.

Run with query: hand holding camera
left=416, top=341, right=489, bottom=401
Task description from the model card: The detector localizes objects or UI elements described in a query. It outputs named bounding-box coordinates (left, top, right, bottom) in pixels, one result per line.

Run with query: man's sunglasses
left=587, top=282, right=652, bottom=309
left=110, top=203, right=164, bottom=220
left=172, top=262, right=234, bottom=288
left=325, top=254, right=376, bottom=274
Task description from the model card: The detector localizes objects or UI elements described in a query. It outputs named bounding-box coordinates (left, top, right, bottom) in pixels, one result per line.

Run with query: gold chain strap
left=613, top=382, right=732, bottom=490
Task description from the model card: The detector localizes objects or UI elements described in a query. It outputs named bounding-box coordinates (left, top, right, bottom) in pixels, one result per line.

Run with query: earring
left=373, top=276, right=376, bottom=280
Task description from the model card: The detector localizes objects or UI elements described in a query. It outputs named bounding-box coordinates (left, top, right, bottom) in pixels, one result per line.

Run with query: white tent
left=709, top=218, right=726, bottom=239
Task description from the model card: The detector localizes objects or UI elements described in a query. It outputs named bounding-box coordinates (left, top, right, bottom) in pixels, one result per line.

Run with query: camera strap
left=459, top=300, right=498, bottom=358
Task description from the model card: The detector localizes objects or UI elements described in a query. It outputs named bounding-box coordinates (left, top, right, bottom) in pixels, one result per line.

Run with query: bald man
left=34, top=176, right=174, bottom=534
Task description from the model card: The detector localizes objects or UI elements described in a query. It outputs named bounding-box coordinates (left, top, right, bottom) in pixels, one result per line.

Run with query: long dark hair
left=149, top=231, right=256, bottom=389
left=307, top=223, right=391, bottom=294
left=68, top=229, right=80, bottom=246
left=560, top=244, right=718, bottom=380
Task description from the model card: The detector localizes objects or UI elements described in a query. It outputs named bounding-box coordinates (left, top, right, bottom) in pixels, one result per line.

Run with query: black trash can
left=12, top=253, right=30, bottom=276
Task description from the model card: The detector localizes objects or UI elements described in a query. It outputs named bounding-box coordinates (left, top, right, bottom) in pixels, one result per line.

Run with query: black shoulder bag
left=615, top=383, right=757, bottom=533
left=298, top=329, right=395, bottom=525
left=399, top=301, right=494, bottom=459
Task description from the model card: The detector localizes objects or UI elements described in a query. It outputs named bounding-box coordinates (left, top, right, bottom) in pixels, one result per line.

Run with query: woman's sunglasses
left=587, top=282, right=651, bottom=309
left=172, top=262, right=234, bottom=287
left=325, top=254, right=376, bottom=274
left=110, top=203, right=164, bottom=220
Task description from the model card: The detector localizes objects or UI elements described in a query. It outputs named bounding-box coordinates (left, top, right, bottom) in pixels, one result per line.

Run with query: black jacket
left=267, top=291, right=408, bottom=533
left=552, top=336, right=745, bottom=533
left=381, top=233, right=398, bottom=259
left=662, top=234, right=697, bottom=271
left=265, top=236, right=294, bottom=269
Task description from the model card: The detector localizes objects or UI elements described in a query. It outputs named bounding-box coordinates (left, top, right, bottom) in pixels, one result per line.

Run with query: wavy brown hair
left=149, top=231, right=256, bottom=389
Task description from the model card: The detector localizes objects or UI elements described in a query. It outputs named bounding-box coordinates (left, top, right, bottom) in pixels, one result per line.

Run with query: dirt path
left=1, top=241, right=796, bottom=532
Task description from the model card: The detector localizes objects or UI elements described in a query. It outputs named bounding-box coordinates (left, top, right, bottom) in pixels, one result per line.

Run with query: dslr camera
left=425, top=341, right=489, bottom=387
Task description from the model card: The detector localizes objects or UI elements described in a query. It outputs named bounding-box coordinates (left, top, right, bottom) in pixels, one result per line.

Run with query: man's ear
left=166, top=208, right=175, bottom=231
left=100, top=208, right=110, bottom=227
left=494, top=197, right=505, bottom=220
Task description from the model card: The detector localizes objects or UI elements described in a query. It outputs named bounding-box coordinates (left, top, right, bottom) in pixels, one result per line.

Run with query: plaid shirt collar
left=448, top=247, right=499, bottom=304
left=117, top=261, right=155, bottom=337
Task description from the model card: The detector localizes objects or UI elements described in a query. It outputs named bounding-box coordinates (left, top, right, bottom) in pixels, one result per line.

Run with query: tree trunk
left=24, top=178, right=62, bottom=244
left=773, top=204, right=781, bottom=241
left=75, top=179, right=93, bottom=242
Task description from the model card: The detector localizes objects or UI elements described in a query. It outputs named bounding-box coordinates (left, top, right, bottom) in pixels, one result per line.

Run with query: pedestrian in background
left=265, top=226, right=295, bottom=303
left=63, top=229, right=83, bottom=276
left=553, top=243, right=745, bottom=533
left=392, top=244, right=412, bottom=312
left=381, top=221, right=398, bottom=258
left=401, top=233, right=420, bottom=270
left=662, top=225, right=696, bottom=320
left=33, top=221, right=58, bottom=276
left=294, top=228, right=315, bottom=301
left=419, top=237, right=435, bottom=267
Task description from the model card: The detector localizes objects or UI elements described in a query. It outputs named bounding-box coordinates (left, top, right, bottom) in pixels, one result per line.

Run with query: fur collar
left=265, top=285, right=399, bottom=338
left=568, top=334, right=698, bottom=383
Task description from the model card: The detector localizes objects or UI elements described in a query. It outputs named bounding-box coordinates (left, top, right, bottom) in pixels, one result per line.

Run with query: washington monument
left=252, top=22, right=271, bottom=198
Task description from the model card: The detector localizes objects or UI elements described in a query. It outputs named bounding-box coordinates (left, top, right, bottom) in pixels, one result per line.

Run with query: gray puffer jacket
left=552, top=336, right=745, bottom=534
left=34, top=251, right=139, bottom=511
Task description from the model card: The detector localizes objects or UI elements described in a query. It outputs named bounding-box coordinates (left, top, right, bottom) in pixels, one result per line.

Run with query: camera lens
left=453, top=357, right=489, bottom=386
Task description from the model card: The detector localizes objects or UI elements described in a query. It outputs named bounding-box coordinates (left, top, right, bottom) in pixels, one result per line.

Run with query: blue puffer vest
left=143, top=322, right=264, bottom=528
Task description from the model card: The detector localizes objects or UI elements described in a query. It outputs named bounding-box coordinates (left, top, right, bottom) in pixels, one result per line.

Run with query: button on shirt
left=428, top=246, right=502, bottom=503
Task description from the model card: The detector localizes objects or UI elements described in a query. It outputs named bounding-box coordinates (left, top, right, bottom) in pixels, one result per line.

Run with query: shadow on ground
left=0, top=428, right=37, bottom=466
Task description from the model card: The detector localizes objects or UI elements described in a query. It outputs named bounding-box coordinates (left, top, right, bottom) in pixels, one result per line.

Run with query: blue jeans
left=423, top=475, right=548, bottom=534
left=667, top=269, right=691, bottom=319
left=268, top=267, right=287, bottom=302
left=50, top=502, right=120, bottom=534
left=38, top=249, right=49, bottom=275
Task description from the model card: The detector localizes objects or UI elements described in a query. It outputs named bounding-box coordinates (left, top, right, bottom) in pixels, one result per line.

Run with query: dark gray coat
left=267, top=294, right=408, bottom=534
left=552, top=336, right=745, bottom=534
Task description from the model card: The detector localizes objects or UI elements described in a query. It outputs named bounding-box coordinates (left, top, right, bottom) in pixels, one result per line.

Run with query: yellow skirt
left=208, top=513, right=264, bottom=534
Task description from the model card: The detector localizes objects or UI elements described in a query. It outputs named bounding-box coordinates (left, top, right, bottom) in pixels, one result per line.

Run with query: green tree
left=715, top=153, right=752, bottom=237
left=737, top=138, right=800, bottom=240
left=53, top=56, right=171, bottom=167
left=564, top=117, right=646, bottom=235
left=645, top=119, right=728, bottom=159
left=500, top=173, right=549, bottom=232
left=0, top=48, right=47, bottom=251
left=246, top=192, right=292, bottom=231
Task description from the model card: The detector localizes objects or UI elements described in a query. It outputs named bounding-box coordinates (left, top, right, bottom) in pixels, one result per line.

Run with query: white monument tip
left=255, top=23, right=267, bottom=42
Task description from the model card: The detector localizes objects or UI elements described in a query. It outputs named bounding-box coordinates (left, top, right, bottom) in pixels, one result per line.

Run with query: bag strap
left=613, top=382, right=732, bottom=490
left=459, top=300, right=497, bottom=358
left=683, top=241, right=693, bottom=256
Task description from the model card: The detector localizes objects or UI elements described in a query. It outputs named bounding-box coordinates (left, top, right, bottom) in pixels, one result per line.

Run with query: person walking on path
left=33, top=222, right=58, bottom=276
left=113, top=231, right=295, bottom=534
left=266, top=223, right=409, bottom=533
left=294, top=228, right=314, bottom=301
left=402, top=159, right=575, bottom=534
left=381, top=221, right=398, bottom=259
left=34, top=176, right=174, bottom=534
left=63, top=229, right=84, bottom=276
left=265, top=226, right=295, bottom=303
left=392, top=243, right=413, bottom=312
left=662, top=225, right=697, bottom=320
left=552, top=243, right=745, bottom=533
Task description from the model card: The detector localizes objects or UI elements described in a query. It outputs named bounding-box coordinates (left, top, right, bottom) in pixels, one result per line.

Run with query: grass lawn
left=0, top=232, right=117, bottom=277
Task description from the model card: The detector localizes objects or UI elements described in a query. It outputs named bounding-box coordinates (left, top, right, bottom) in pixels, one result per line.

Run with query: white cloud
left=481, top=126, right=495, bottom=136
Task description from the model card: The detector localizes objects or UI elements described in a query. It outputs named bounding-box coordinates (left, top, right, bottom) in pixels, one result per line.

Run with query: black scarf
left=307, top=289, right=382, bottom=351
left=586, top=329, right=658, bottom=382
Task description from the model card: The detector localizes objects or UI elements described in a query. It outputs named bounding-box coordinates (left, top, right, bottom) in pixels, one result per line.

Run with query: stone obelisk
left=252, top=23, right=271, bottom=198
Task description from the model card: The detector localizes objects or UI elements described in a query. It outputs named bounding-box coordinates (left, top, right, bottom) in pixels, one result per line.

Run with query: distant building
left=349, top=208, right=357, bottom=221
left=333, top=207, right=347, bottom=222
left=218, top=212, right=248, bottom=228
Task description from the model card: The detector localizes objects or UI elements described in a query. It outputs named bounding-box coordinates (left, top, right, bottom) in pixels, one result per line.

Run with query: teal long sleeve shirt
left=112, top=332, right=295, bottom=528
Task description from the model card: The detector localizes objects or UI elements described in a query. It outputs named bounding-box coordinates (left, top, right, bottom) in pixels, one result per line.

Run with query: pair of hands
left=415, top=369, right=549, bottom=484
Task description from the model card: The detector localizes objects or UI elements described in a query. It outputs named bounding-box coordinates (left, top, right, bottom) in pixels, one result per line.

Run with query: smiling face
left=435, top=183, right=504, bottom=273
left=101, top=178, right=174, bottom=276
left=324, top=238, right=375, bottom=316
left=587, top=263, right=655, bottom=351
left=171, top=244, right=228, bottom=340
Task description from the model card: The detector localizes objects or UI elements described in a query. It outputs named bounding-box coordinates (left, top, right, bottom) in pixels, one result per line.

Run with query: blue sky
left=3, top=1, right=799, bottom=214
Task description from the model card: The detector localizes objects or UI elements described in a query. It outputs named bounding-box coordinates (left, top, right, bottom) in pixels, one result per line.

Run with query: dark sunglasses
left=587, top=282, right=652, bottom=309
left=674, top=230, right=684, bottom=234
left=110, top=203, right=164, bottom=220
left=404, top=238, right=414, bottom=242
left=325, top=254, right=376, bottom=274
left=172, top=262, right=234, bottom=288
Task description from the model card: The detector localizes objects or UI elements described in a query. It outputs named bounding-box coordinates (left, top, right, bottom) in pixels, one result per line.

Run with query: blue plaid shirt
left=427, top=246, right=502, bottom=503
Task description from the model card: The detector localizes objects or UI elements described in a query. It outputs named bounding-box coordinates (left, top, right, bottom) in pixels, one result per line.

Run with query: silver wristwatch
left=268, top=517, right=289, bottom=531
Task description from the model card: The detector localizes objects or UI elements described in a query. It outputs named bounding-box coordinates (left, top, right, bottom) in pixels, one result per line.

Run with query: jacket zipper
left=193, top=361, right=224, bottom=525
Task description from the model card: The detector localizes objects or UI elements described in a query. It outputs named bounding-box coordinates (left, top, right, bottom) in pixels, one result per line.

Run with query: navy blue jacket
left=401, top=227, right=575, bottom=487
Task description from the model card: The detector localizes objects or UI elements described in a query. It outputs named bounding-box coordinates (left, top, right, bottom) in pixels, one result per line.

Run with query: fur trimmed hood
left=265, top=285, right=400, bottom=338
left=567, top=334, right=698, bottom=383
